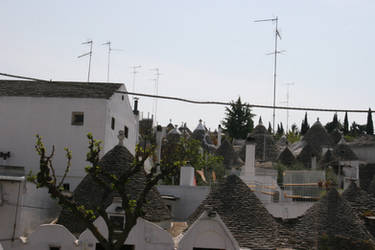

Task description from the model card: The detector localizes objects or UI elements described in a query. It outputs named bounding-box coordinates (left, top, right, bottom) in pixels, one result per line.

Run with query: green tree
left=160, top=136, right=223, bottom=185
left=222, top=97, right=255, bottom=139
left=367, top=108, right=374, bottom=135
left=28, top=133, right=180, bottom=250
left=301, top=112, right=310, bottom=135
left=268, top=122, right=272, bottom=134
left=343, top=112, right=349, bottom=135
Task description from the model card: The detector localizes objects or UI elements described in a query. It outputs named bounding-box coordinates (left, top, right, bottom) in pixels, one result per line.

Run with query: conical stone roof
left=293, top=188, right=373, bottom=248
left=343, top=182, right=375, bottom=217
left=58, top=145, right=171, bottom=234
left=215, top=139, right=240, bottom=169
left=333, top=142, right=359, bottom=161
left=303, top=120, right=334, bottom=154
left=187, top=175, right=289, bottom=249
left=278, top=147, right=296, bottom=166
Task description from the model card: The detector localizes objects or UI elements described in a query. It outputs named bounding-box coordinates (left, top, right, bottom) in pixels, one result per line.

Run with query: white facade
left=178, top=211, right=239, bottom=250
left=0, top=83, right=138, bottom=246
left=0, top=85, right=136, bottom=190
left=79, top=217, right=174, bottom=250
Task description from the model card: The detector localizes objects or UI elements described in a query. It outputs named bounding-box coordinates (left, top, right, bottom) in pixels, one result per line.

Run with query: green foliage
left=325, top=167, right=338, bottom=186
left=267, top=122, right=272, bottom=134
left=367, top=108, right=374, bottom=135
left=301, top=112, right=310, bottom=135
left=286, top=125, right=301, bottom=144
left=350, top=121, right=366, bottom=137
left=160, top=136, right=223, bottom=185
left=221, top=97, right=255, bottom=139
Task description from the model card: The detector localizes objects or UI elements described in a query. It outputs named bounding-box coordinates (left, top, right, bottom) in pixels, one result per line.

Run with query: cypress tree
left=268, top=122, right=272, bottom=134
left=280, top=122, right=284, bottom=135
left=301, top=112, right=309, bottom=135
left=343, top=112, right=349, bottom=135
left=367, top=108, right=374, bottom=135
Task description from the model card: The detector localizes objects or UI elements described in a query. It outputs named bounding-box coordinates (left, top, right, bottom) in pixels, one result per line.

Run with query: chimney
left=311, top=156, right=317, bottom=170
left=217, top=125, right=222, bottom=147
left=133, top=97, right=139, bottom=115
left=180, top=163, right=195, bottom=186
left=241, top=136, right=256, bottom=184
left=133, top=98, right=140, bottom=144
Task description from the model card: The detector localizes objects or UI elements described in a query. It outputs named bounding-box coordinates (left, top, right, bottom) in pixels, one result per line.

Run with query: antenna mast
left=78, top=40, right=93, bottom=82
left=284, top=82, right=294, bottom=132
left=255, top=16, right=283, bottom=133
left=150, top=68, right=161, bottom=124
left=102, top=41, right=122, bottom=82
left=131, top=65, right=142, bottom=92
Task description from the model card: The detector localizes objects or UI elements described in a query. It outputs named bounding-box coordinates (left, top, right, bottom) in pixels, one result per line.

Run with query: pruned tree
left=221, top=97, right=255, bottom=139
left=367, top=108, right=374, bottom=135
left=28, top=133, right=180, bottom=250
left=268, top=122, right=272, bottom=134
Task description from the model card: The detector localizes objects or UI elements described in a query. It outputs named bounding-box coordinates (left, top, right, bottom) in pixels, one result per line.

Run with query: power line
left=115, top=90, right=373, bottom=114
left=0, top=72, right=373, bottom=114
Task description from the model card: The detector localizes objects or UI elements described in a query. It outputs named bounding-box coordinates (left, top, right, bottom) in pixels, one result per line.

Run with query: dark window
left=111, top=117, right=115, bottom=130
left=71, top=112, right=84, bottom=126
left=49, top=247, right=61, bottom=250
left=110, top=215, right=124, bottom=231
left=121, top=95, right=124, bottom=101
left=96, top=243, right=134, bottom=250
left=124, top=126, right=129, bottom=138
left=63, top=183, right=70, bottom=191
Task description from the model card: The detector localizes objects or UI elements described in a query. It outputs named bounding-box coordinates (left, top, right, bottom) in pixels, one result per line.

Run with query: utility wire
left=115, top=90, right=373, bottom=114
left=0, top=72, right=372, bottom=113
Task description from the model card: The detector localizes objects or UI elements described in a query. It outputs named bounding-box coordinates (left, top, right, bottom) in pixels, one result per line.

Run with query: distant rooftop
left=0, top=80, right=123, bottom=99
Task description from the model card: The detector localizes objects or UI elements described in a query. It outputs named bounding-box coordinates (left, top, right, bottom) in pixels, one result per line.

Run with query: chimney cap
left=246, top=135, right=256, bottom=144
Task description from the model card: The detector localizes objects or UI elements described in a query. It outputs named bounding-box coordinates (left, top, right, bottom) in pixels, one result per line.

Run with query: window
left=49, top=246, right=61, bottom=250
left=111, top=117, right=115, bottom=130
left=110, top=215, right=124, bottom=231
left=71, top=112, right=84, bottom=126
left=124, top=126, right=129, bottom=138
left=63, top=183, right=70, bottom=191
left=121, top=95, right=124, bottom=101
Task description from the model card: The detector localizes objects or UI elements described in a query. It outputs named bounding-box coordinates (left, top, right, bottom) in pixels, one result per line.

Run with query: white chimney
left=180, top=164, right=195, bottom=186
left=311, top=156, right=317, bottom=170
left=217, top=125, right=222, bottom=147
left=241, top=136, right=256, bottom=184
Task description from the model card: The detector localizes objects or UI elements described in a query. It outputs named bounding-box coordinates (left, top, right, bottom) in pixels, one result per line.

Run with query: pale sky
left=1, top=1, right=374, bottom=132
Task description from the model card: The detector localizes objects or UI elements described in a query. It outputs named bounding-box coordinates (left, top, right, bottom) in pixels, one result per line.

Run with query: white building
left=0, top=80, right=138, bottom=248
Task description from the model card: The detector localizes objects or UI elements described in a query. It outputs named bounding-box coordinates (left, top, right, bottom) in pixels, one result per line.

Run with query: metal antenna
left=78, top=40, right=93, bottom=82
left=255, top=16, right=283, bottom=134
left=102, top=41, right=123, bottom=82
left=131, top=65, right=142, bottom=92
left=150, top=68, right=161, bottom=124
left=280, top=82, right=295, bottom=132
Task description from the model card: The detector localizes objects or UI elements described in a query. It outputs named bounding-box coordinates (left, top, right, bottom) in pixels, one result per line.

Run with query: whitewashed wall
left=103, top=85, right=137, bottom=155
left=178, top=212, right=239, bottom=250
left=18, top=224, right=79, bottom=250
left=79, top=217, right=174, bottom=250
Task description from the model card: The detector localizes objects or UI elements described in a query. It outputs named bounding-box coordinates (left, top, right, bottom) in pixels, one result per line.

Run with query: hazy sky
left=1, top=1, right=374, bottom=132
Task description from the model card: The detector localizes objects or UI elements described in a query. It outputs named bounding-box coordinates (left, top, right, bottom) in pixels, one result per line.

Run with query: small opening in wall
left=121, top=95, right=124, bottom=101
left=124, top=126, right=129, bottom=138
left=49, top=246, right=61, bottom=250
left=63, top=183, right=70, bottom=191
left=71, top=112, right=84, bottom=126
left=111, top=117, right=115, bottom=130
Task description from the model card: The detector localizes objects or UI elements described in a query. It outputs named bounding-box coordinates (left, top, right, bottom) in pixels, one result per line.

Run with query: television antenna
left=150, top=68, right=161, bottom=124
left=78, top=40, right=93, bottom=82
left=102, top=41, right=123, bottom=82
left=280, top=82, right=295, bottom=132
left=255, top=16, right=283, bottom=134
left=131, top=65, right=142, bottom=92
